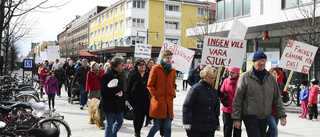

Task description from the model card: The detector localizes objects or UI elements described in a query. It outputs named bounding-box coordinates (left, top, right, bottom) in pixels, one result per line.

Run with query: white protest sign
left=201, top=36, right=247, bottom=68
left=278, top=39, right=318, bottom=74
left=134, top=44, right=152, bottom=58
left=47, top=46, right=60, bottom=62
left=157, top=41, right=195, bottom=73
left=40, top=52, right=48, bottom=63
left=35, top=56, right=41, bottom=64
left=227, top=19, right=248, bottom=40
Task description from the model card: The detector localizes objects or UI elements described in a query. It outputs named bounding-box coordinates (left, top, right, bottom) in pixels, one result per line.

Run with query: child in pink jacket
left=308, top=78, right=319, bottom=121
left=221, top=67, right=241, bottom=137
left=45, top=71, right=59, bottom=112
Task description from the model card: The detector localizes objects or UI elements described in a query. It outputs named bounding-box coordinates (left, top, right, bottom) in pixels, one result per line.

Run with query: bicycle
left=283, top=79, right=300, bottom=107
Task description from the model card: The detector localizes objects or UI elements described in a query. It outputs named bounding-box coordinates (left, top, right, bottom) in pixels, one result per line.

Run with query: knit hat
left=310, top=78, right=319, bottom=85
left=228, top=67, right=240, bottom=74
left=252, top=50, right=267, bottom=62
left=301, top=80, right=308, bottom=86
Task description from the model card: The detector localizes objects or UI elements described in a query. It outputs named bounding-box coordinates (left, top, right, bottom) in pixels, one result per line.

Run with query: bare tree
left=0, top=0, right=68, bottom=75
left=8, top=42, right=20, bottom=71
left=282, top=0, right=320, bottom=79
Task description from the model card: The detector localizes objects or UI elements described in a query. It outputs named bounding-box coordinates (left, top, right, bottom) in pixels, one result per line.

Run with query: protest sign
left=40, top=52, right=48, bottom=63
left=278, top=39, right=318, bottom=74
left=47, top=46, right=60, bottom=62
left=227, top=19, right=248, bottom=40
left=157, top=41, right=195, bottom=73
left=134, top=44, right=152, bottom=58
left=201, top=36, right=247, bottom=68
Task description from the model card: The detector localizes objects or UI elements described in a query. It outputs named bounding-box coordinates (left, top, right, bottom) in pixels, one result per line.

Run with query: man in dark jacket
left=100, top=57, right=125, bottom=137
left=65, top=60, right=76, bottom=103
left=187, top=61, right=205, bottom=86
left=72, top=59, right=90, bottom=110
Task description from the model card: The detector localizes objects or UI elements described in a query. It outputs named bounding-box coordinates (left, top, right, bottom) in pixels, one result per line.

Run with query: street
left=16, top=70, right=320, bottom=137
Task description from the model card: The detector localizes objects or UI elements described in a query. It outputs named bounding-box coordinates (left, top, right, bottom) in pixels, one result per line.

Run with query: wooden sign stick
left=283, top=70, right=294, bottom=91
left=215, top=67, right=223, bottom=90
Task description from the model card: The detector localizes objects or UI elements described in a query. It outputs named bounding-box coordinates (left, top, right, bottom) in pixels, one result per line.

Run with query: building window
left=106, top=12, right=109, bottom=20
left=95, top=18, right=97, bottom=25
left=105, top=26, right=108, bottom=35
left=115, top=7, right=118, bottom=16
left=98, top=29, right=100, bottom=38
left=126, top=19, right=130, bottom=28
left=197, top=7, right=208, bottom=16
left=102, top=14, right=105, bottom=22
left=165, top=21, right=179, bottom=30
left=196, top=41, right=203, bottom=49
left=166, top=39, right=178, bottom=45
left=217, top=0, right=251, bottom=21
left=133, top=0, right=145, bottom=8
left=166, top=5, right=179, bottom=11
left=120, top=4, right=124, bottom=13
left=102, top=28, right=104, bottom=36
left=120, top=20, right=123, bottom=31
left=110, top=10, right=113, bottom=18
left=90, top=32, right=93, bottom=40
left=115, top=22, right=118, bottom=32
left=110, top=24, right=113, bottom=33
left=90, top=21, right=94, bottom=28
left=94, top=30, right=97, bottom=38
left=98, top=16, right=101, bottom=24
left=132, top=18, right=145, bottom=27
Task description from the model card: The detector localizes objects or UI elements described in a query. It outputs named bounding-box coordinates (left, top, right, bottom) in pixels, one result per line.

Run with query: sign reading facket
left=134, top=44, right=152, bottom=58
left=278, top=39, right=318, bottom=74
left=157, top=41, right=195, bottom=73
left=201, top=36, right=247, bottom=68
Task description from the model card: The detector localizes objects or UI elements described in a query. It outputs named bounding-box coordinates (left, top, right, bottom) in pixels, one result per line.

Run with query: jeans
left=79, top=84, right=87, bottom=106
left=223, top=112, right=241, bottom=137
left=242, top=116, right=268, bottom=137
left=183, top=80, right=188, bottom=90
left=104, top=111, right=124, bottom=137
left=147, top=112, right=172, bottom=137
left=47, top=94, right=55, bottom=109
left=267, top=114, right=279, bottom=137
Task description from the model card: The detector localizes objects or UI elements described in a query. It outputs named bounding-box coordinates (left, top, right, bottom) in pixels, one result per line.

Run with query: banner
left=134, top=44, right=152, bottom=58
left=278, top=39, right=318, bottom=74
left=227, top=19, right=248, bottom=40
left=157, top=41, right=195, bottom=73
left=201, top=36, right=247, bottom=68
left=47, top=46, right=60, bottom=62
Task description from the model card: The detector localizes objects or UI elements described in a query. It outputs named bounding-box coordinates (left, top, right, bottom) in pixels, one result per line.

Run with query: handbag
left=123, top=105, right=134, bottom=120
left=281, top=90, right=289, bottom=103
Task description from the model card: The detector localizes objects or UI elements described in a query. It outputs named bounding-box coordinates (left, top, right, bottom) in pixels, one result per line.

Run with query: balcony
left=165, top=29, right=181, bottom=36
left=165, top=11, right=181, bottom=18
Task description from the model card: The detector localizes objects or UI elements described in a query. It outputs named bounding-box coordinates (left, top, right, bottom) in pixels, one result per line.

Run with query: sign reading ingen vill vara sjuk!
left=201, top=36, right=247, bottom=68
left=278, top=39, right=319, bottom=74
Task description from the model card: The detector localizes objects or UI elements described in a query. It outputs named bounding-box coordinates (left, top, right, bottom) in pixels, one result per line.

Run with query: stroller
left=70, top=85, right=80, bottom=104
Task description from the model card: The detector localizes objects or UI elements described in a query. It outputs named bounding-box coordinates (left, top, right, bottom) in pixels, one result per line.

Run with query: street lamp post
left=136, top=29, right=159, bottom=44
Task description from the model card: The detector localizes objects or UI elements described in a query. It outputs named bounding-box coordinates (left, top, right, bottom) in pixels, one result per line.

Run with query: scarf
left=160, top=59, right=172, bottom=73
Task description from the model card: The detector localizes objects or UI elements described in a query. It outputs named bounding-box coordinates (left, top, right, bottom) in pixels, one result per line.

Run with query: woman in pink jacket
left=221, top=67, right=241, bottom=137
left=308, top=78, right=319, bottom=120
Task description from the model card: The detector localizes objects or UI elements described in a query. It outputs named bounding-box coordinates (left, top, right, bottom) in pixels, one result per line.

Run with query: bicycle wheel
left=283, top=90, right=293, bottom=107
left=292, top=88, right=299, bottom=104
left=38, top=118, right=71, bottom=137
left=16, top=94, right=39, bottom=102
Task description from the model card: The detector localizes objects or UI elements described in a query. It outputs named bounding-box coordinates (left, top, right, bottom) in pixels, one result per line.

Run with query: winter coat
left=44, top=77, right=59, bottom=95
left=72, top=66, right=90, bottom=86
left=126, top=71, right=150, bottom=104
left=183, top=79, right=220, bottom=132
left=232, top=67, right=287, bottom=120
left=221, top=77, right=238, bottom=113
left=309, top=85, right=319, bottom=104
left=299, top=87, right=309, bottom=101
left=54, top=69, right=65, bottom=86
left=187, top=66, right=201, bottom=86
left=65, top=65, right=76, bottom=79
left=147, top=64, right=176, bottom=119
left=100, top=67, right=125, bottom=114
left=40, top=68, right=50, bottom=84
left=86, top=70, right=101, bottom=92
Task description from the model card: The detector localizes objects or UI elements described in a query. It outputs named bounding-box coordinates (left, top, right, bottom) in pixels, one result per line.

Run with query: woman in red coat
left=86, top=62, right=101, bottom=99
left=40, top=64, right=50, bottom=98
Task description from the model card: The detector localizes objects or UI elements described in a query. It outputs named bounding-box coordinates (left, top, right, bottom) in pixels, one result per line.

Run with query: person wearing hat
left=308, top=78, right=319, bottom=120
left=86, top=62, right=101, bottom=99
left=299, top=80, right=309, bottom=118
left=232, top=50, right=287, bottom=137
left=220, top=67, right=241, bottom=137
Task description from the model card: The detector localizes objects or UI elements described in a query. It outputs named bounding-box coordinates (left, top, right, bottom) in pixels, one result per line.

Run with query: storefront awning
left=87, top=45, right=93, bottom=49
left=78, top=51, right=95, bottom=57
left=115, top=38, right=122, bottom=43
left=132, top=36, right=146, bottom=38
left=166, top=38, right=179, bottom=40
left=109, top=39, right=116, bottom=43
left=121, top=36, right=130, bottom=41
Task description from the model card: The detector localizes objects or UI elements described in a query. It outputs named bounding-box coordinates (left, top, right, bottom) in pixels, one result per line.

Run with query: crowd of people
left=32, top=49, right=319, bottom=137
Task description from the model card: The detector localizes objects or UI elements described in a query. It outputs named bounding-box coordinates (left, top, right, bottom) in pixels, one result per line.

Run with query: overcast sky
left=18, top=0, right=213, bottom=57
